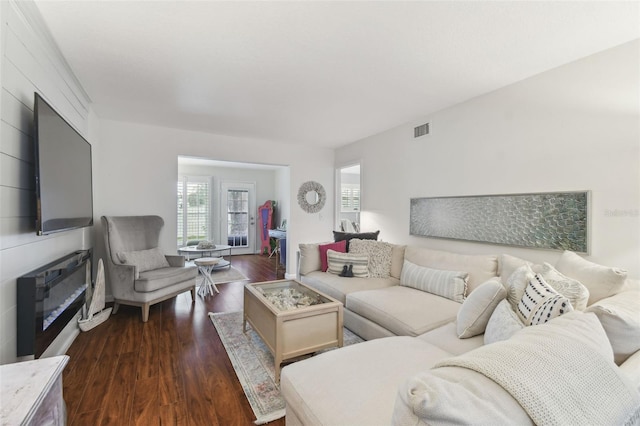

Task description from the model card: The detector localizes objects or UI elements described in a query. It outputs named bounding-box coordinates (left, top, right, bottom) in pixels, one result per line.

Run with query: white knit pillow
left=400, top=259, right=468, bottom=303
left=517, top=274, right=573, bottom=325
left=326, top=249, right=369, bottom=278
left=348, top=239, right=393, bottom=278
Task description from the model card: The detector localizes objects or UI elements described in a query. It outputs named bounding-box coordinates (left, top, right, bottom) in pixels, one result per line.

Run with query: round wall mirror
left=297, top=181, right=326, bottom=213
left=305, top=191, right=319, bottom=205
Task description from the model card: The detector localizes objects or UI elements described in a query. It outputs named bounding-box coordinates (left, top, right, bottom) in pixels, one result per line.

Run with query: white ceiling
left=35, top=1, right=640, bottom=149
left=178, top=155, right=284, bottom=170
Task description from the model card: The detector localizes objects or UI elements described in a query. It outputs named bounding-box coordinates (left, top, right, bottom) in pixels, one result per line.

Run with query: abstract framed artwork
left=410, top=191, right=589, bottom=253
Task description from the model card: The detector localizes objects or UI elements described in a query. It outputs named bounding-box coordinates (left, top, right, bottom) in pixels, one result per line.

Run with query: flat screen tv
left=34, top=93, right=93, bottom=235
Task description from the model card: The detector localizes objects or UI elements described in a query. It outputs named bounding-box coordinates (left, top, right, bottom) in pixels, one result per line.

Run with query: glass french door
left=220, top=182, right=256, bottom=255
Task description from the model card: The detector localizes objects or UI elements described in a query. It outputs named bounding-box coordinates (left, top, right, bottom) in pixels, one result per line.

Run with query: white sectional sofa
left=282, top=240, right=640, bottom=425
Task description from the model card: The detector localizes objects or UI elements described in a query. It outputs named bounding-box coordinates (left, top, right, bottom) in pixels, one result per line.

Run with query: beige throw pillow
left=457, top=279, right=506, bottom=339
left=586, top=291, right=640, bottom=365
left=499, top=254, right=533, bottom=286
left=555, top=250, right=627, bottom=305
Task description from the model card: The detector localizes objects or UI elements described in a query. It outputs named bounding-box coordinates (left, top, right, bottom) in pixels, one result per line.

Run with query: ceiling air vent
left=414, top=122, right=429, bottom=138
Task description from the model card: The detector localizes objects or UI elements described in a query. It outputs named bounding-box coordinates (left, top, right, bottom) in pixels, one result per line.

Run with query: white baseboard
left=40, top=310, right=82, bottom=358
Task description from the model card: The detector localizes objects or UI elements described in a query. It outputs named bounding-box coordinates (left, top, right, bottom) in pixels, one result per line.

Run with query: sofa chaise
left=281, top=238, right=640, bottom=425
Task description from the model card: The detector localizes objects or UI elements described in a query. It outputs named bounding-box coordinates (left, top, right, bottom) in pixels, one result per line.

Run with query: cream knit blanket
left=436, top=315, right=640, bottom=425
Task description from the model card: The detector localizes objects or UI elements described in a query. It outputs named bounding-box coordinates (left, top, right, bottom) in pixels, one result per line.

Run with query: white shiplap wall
left=0, top=0, right=93, bottom=364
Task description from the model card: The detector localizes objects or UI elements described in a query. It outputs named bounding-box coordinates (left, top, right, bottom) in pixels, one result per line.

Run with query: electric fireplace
left=17, top=250, right=92, bottom=358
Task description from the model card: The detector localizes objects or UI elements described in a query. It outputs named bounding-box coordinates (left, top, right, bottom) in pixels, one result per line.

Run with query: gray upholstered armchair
left=101, top=215, right=197, bottom=322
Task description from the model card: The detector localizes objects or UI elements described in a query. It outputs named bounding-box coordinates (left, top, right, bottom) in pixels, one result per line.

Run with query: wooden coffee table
left=243, top=279, right=343, bottom=382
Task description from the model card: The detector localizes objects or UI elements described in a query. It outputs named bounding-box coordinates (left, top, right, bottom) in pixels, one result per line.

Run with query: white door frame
left=220, top=181, right=257, bottom=255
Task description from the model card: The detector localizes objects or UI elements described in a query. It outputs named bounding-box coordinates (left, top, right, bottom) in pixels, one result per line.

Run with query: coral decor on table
left=256, top=287, right=322, bottom=311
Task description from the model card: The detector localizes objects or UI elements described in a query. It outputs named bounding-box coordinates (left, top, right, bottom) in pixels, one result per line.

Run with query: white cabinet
left=0, top=355, right=69, bottom=425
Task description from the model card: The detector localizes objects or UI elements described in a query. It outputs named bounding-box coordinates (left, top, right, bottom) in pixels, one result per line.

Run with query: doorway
left=220, top=181, right=256, bottom=255
left=337, top=163, right=361, bottom=232
left=177, top=156, right=290, bottom=258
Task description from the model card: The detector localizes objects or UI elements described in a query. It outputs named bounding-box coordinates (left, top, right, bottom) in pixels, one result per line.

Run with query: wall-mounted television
left=34, top=93, right=93, bottom=235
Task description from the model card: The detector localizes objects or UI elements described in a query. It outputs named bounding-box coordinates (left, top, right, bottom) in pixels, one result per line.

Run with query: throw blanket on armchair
left=435, top=313, right=640, bottom=426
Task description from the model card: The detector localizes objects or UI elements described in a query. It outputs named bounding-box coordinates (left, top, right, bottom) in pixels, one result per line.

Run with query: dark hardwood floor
left=63, top=254, right=287, bottom=426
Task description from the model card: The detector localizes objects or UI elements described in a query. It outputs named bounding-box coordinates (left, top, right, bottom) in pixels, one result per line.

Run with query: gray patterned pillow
left=348, top=239, right=393, bottom=278
left=538, top=263, right=590, bottom=311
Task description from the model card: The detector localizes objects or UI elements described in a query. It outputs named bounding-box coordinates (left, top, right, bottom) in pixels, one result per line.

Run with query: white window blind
left=177, top=176, right=211, bottom=247
left=226, top=189, right=249, bottom=247
left=341, top=184, right=360, bottom=212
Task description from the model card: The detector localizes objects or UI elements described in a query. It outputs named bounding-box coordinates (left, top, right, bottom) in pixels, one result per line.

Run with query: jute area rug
left=209, top=310, right=364, bottom=424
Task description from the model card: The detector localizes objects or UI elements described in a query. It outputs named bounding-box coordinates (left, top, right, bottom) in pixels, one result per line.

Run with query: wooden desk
left=268, top=229, right=287, bottom=273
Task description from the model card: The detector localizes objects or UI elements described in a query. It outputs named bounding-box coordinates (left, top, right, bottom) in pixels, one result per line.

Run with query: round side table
left=195, top=257, right=221, bottom=296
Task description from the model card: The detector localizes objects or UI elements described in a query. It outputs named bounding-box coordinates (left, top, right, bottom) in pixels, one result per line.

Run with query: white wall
left=94, top=119, right=334, bottom=284
left=274, top=167, right=290, bottom=230
left=337, top=40, right=640, bottom=278
left=0, top=1, right=93, bottom=364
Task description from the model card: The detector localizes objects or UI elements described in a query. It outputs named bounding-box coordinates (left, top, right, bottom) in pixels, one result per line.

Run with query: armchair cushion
left=118, top=247, right=170, bottom=273
left=136, top=266, right=198, bottom=292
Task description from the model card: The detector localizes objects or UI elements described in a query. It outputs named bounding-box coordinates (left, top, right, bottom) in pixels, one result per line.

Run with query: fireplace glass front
left=17, top=250, right=91, bottom=358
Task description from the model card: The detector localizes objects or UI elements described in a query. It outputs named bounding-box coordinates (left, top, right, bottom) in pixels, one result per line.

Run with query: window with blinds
left=341, top=184, right=360, bottom=212
left=177, top=176, right=211, bottom=246
left=226, top=189, right=249, bottom=247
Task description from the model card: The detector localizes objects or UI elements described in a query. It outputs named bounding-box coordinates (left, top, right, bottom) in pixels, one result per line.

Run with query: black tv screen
left=34, top=93, right=93, bottom=235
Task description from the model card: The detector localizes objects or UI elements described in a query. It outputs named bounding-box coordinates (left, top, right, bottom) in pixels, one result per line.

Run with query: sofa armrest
left=620, top=350, right=640, bottom=392
left=166, top=255, right=185, bottom=267
left=298, top=243, right=322, bottom=275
